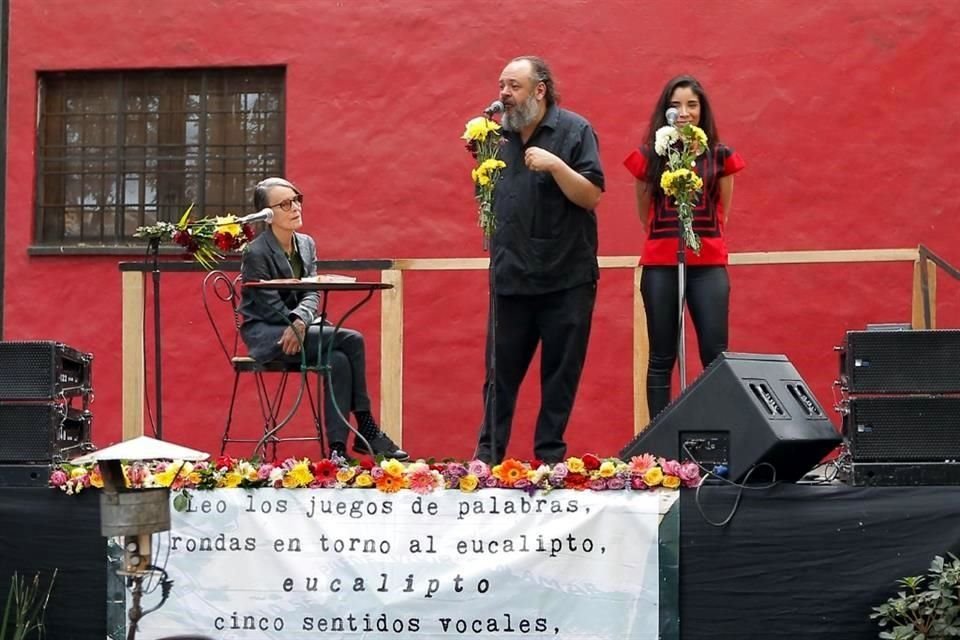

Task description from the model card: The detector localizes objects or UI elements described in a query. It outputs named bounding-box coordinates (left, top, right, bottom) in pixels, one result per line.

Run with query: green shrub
left=0, top=570, right=57, bottom=640
left=872, top=554, right=960, bottom=639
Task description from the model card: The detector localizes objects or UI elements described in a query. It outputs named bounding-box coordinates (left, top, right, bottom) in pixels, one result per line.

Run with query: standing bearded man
left=475, top=55, right=605, bottom=465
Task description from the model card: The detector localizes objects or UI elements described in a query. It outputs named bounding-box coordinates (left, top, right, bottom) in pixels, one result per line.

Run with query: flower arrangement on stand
left=461, top=115, right=506, bottom=248
left=133, top=204, right=254, bottom=269
left=655, top=121, right=708, bottom=253
left=49, top=453, right=702, bottom=497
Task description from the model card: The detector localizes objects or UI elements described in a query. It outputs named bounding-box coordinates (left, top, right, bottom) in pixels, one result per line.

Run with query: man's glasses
left=268, top=194, right=304, bottom=212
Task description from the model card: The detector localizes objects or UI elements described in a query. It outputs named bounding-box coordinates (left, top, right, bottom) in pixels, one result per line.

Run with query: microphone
left=234, top=208, right=274, bottom=225
left=665, top=107, right=679, bottom=126
left=483, top=100, right=504, bottom=117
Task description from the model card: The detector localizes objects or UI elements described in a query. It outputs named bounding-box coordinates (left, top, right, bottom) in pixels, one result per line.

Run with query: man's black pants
left=475, top=282, right=597, bottom=464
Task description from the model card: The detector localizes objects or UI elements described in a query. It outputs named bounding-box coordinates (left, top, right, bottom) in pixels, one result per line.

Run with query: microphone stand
left=483, top=262, right=498, bottom=463
left=676, top=232, right=688, bottom=393
left=474, top=109, right=500, bottom=463
left=147, top=237, right=163, bottom=440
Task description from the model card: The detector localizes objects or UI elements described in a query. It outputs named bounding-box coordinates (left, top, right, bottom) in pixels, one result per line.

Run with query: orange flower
left=376, top=472, right=403, bottom=493
left=493, top=459, right=527, bottom=487
left=663, top=475, right=681, bottom=489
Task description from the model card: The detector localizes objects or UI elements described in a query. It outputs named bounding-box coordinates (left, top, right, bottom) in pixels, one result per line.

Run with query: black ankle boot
left=353, top=411, right=409, bottom=460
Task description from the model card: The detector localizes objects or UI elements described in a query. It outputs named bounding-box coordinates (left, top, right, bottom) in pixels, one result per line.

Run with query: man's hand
left=279, top=318, right=306, bottom=355
left=524, top=147, right=562, bottom=173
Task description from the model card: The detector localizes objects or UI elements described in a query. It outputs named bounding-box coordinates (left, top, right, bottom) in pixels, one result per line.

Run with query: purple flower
left=550, top=463, right=569, bottom=480
left=484, top=476, right=500, bottom=488
left=588, top=478, right=607, bottom=491
left=444, top=462, right=468, bottom=479
left=630, top=476, right=648, bottom=490
left=607, top=477, right=626, bottom=490
left=257, top=464, right=274, bottom=480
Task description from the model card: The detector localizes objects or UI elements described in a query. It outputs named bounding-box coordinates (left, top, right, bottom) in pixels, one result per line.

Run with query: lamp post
left=72, top=436, right=208, bottom=640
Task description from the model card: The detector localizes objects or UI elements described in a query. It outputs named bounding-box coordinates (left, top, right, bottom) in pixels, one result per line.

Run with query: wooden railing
left=120, top=246, right=944, bottom=444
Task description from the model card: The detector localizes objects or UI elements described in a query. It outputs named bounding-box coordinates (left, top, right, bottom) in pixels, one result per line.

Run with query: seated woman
left=237, top=177, right=409, bottom=461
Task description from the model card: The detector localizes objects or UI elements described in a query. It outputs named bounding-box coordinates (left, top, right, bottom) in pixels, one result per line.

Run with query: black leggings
left=641, top=265, right=730, bottom=419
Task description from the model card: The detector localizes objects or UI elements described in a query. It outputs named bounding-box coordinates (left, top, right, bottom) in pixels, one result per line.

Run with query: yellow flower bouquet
left=461, top=116, right=506, bottom=247
left=654, top=122, right=708, bottom=253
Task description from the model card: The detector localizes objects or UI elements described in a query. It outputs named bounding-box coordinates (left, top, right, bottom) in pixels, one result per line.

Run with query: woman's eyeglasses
left=268, top=194, right=304, bottom=212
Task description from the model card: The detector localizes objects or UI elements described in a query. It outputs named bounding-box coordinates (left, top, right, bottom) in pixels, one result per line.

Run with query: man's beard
left=501, top=94, right=540, bottom=131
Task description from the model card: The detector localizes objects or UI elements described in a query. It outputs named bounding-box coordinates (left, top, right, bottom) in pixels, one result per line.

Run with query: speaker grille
left=0, top=403, right=92, bottom=463
left=845, top=397, right=960, bottom=462
left=842, top=330, right=960, bottom=394
left=0, top=341, right=92, bottom=400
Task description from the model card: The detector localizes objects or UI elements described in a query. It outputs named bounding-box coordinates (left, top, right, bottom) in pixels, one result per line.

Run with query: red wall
left=5, top=0, right=960, bottom=461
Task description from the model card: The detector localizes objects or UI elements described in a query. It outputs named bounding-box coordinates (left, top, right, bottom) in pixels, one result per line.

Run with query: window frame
left=32, top=66, right=286, bottom=252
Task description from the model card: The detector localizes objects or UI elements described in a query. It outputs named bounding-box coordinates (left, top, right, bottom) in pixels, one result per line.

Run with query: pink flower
left=257, top=464, right=275, bottom=480
left=630, top=454, right=657, bottom=474
left=408, top=468, right=439, bottom=495
left=630, top=476, right=649, bottom=490
left=468, top=460, right=490, bottom=478
left=679, top=461, right=702, bottom=488
left=49, top=469, right=68, bottom=487
left=660, top=458, right=682, bottom=477
left=127, top=464, right=148, bottom=487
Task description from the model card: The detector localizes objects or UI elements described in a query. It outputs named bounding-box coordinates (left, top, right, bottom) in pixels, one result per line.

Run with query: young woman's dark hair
left=643, top=75, right=720, bottom=187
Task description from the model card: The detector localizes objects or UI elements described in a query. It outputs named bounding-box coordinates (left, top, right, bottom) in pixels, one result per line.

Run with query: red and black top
left=624, top=144, right=745, bottom=266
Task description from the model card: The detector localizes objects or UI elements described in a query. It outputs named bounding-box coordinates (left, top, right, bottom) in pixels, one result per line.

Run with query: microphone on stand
left=483, top=100, right=505, bottom=117
left=234, top=208, right=274, bottom=225
left=665, top=107, right=680, bottom=126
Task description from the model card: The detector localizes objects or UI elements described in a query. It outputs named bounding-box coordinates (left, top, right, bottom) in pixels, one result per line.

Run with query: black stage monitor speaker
left=844, top=396, right=960, bottom=462
left=840, top=329, right=960, bottom=394
left=620, top=353, right=842, bottom=483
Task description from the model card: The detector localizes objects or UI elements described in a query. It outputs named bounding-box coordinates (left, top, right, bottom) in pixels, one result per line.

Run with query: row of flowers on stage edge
left=49, top=453, right=702, bottom=497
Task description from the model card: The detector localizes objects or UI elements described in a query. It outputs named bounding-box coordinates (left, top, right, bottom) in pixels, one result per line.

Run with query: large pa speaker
left=0, top=341, right=93, bottom=400
left=620, top=353, right=842, bottom=483
left=844, top=396, right=960, bottom=462
left=840, top=329, right=960, bottom=394
left=0, top=402, right=92, bottom=463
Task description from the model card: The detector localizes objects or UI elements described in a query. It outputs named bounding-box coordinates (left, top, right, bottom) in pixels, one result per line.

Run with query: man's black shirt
left=490, top=104, right=605, bottom=296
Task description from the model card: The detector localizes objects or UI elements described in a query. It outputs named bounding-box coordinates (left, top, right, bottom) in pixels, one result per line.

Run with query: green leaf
left=173, top=490, right=191, bottom=512
left=177, top=203, right=195, bottom=228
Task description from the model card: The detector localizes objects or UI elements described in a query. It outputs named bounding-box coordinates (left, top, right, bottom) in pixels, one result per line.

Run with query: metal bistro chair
left=201, top=270, right=326, bottom=459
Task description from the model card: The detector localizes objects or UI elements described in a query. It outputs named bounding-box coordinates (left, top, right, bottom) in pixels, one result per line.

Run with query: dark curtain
left=4, top=484, right=960, bottom=639
left=680, top=484, right=960, bottom=639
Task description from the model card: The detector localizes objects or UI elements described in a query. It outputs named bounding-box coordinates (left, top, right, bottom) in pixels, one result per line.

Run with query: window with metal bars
left=35, top=67, right=285, bottom=246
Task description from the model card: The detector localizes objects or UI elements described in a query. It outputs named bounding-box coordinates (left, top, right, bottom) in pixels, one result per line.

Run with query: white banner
left=144, top=489, right=677, bottom=639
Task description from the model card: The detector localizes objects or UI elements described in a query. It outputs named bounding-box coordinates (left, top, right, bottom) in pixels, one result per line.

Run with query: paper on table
left=301, top=273, right=357, bottom=283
